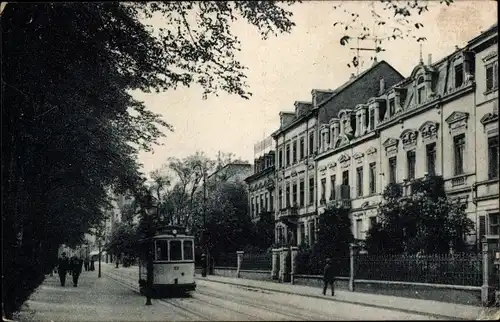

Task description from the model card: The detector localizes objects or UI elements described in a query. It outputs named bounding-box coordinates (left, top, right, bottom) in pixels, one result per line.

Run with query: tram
left=138, top=226, right=196, bottom=295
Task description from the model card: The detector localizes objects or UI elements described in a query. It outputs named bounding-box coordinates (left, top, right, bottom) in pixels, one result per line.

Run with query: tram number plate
left=174, top=266, right=179, bottom=271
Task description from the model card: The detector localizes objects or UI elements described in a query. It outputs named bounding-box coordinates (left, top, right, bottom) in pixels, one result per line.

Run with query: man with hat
left=322, top=258, right=335, bottom=296
left=57, top=252, right=70, bottom=287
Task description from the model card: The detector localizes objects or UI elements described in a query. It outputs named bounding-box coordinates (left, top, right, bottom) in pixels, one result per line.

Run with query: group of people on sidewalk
left=55, top=252, right=95, bottom=287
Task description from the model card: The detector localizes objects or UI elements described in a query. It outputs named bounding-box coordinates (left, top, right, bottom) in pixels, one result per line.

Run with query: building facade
left=270, top=60, right=405, bottom=246
left=469, top=25, right=499, bottom=239
left=256, top=25, right=498, bottom=249
left=313, top=24, right=498, bottom=249
left=245, top=151, right=276, bottom=223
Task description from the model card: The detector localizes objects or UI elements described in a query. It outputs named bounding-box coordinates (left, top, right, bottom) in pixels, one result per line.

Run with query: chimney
left=379, top=78, right=385, bottom=95
left=427, top=54, right=432, bottom=65
left=350, top=73, right=356, bottom=80
left=372, top=56, right=378, bottom=66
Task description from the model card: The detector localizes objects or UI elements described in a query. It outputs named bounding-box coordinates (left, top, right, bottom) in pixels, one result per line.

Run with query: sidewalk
left=198, top=275, right=484, bottom=320
left=111, top=264, right=485, bottom=320
left=13, top=266, right=174, bottom=321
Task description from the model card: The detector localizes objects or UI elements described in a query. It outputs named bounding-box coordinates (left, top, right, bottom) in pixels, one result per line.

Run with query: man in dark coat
left=57, top=252, right=70, bottom=287
left=70, top=256, right=84, bottom=287
left=84, top=257, right=90, bottom=271
left=322, top=258, right=335, bottom=296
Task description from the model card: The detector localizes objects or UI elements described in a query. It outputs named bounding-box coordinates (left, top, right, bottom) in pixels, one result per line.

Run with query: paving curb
left=200, top=277, right=471, bottom=321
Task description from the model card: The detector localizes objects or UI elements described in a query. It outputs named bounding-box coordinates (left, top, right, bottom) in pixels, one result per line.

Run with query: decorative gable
left=353, top=152, right=365, bottom=164
left=400, top=129, right=418, bottom=150
left=480, top=112, right=499, bottom=137
left=383, top=138, right=399, bottom=156
left=419, top=121, right=439, bottom=143
left=328, top=162, right=337, bottom=169
left=338, top=154, right=351, bottom=169
left=445, top=111, right=469, bottom=135
left=334, top=134, right=350, bottom=149
left=366, top=147, right=377, bottom=156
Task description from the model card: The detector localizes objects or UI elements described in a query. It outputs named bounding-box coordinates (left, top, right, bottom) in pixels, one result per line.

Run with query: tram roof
left=138, top=225, right=194, bottom=241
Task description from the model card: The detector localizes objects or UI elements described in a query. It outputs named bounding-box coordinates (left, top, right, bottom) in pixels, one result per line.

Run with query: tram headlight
left=172, top=229, right=177, bottom=236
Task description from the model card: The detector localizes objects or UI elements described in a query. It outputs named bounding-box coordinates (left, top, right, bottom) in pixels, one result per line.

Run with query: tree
left=107, top=222, right=138, bottom=261
left=296, top=204, right=353, bottom=275
left=252, top=211, right=275, bottom=251
left=2, top=2, right=296, bottom=317
left=192, top=181, right=253, bottom=258
left=331, top=0, right=455, bottom=67
left=365, top=176, right=475, bottom=255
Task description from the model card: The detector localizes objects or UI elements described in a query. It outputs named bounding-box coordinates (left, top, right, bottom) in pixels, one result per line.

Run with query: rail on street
left=12, top=263, right=489, bottom=321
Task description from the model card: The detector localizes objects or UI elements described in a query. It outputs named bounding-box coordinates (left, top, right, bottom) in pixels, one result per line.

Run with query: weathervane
left=349, top=36, right=386, bottom=76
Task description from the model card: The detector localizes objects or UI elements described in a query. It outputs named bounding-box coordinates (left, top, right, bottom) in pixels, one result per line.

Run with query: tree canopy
left=365, top=177, right=474, bottom=255
left=1, top=2, right=296, bottom=318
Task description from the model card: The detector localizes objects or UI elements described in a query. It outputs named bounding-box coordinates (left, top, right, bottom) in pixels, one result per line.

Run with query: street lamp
left=145, top=192, right=157, bottom=306
left=193, top=163, right=208, bottom=277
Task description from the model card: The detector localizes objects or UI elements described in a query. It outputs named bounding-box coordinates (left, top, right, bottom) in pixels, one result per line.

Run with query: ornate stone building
left=270, top=60, right=405, bottom=246
left=313, top=24, right=498, bottom=248
left=256, top=25, right=498, bottom=249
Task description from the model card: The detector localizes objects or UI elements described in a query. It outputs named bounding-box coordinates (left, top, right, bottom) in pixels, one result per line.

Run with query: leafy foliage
left=365, top=177, right=474, bottom=255
left=2, top=2, right=296, bottom=318
left=192, top=181, right=254, bottom=257
left=106, top=222, right=138, bottom=258
left=331, top=1, right=455, bottom=67
left=296, top=205, right=353, bottom=275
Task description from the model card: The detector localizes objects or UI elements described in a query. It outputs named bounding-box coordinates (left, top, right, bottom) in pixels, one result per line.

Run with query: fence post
left=481, top=237, right=497, bottom=306
left=236, top=251, right=244, bottom=278
left=290, top=246, right=299, bottom=285
left=271, top=248, right=280, bottom=280
left=349, top=243, right=359, bottom=292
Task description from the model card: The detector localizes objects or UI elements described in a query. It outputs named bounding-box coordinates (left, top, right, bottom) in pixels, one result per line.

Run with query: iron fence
left=241, top=252, right=272, bottom=271
left=214, top=253, right=237, bottom=268
left=295, top=253, right=350, bottom=277
left=356, top=253, right=483, bottom=286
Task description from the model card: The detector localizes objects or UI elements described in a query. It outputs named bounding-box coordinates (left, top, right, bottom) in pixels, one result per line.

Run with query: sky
left=134, top=0, right=498, bottom=176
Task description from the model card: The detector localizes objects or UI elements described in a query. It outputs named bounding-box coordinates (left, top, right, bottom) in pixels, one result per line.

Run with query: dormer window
left=416, top=76, right=426, bottom=105
left=417, top=87, right=425, bottom=104
left=455, top=63, right=464, bottom=88
left=389, top=98, right=395, bottom=116
left=369, top=109, right=375, bottom=131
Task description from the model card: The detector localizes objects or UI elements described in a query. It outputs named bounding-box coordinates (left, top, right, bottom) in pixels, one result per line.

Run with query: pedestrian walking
left=90, top=257, right=95, bottom=271
left=57, top=252, right=70, bottom=287
left=322, top=258, right=335, bottom=296
left=70, top=256, right=83, bottom=287
left=84, top=257, right=90, bottom=271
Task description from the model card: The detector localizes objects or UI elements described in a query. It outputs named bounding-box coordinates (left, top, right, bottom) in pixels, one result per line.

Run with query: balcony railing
left=278, top=206, right=298, bottom=218
left=332, top=185, right=351, bottom=208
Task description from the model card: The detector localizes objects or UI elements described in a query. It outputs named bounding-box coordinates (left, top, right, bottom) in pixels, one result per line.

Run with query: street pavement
left=13, top=263, right=465, bottom=321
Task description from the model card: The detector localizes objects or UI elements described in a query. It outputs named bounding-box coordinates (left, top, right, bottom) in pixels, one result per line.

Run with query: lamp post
left=145, top=192, right=157, bottom=306
left=193, top=164, right=208, bottom=277
left=98, top=239, right=102, bottom=278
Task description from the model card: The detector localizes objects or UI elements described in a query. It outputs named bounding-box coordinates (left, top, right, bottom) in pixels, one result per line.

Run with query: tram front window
left=183, top=240, right=193, bottom=260
left=156, top=240, right=168, bottom=260
left=169, top=240, right=182, bottom=261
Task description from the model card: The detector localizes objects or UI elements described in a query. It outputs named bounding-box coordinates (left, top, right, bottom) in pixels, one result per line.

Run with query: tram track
left=194, top=286, right=344, bottom=321
left=105, top=268, right=336, bottom=321
left=104, top=269, right=209, bottom=321
left=105, top=269, right=268, bottom=321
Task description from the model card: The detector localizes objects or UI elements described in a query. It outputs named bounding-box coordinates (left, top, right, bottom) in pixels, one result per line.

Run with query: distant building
left=206, top=162, right=253, bottom=187
left=245, top=144, right=276, bottom=223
